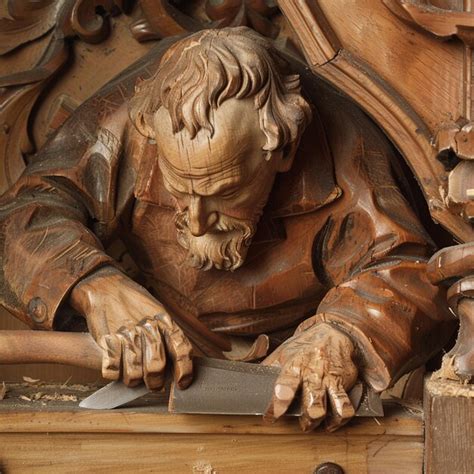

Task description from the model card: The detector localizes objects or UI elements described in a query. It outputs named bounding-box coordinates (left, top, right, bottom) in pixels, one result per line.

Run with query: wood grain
left=424, top=378, right=474, bottom=474
left=0, top=385, right=423, bottom=473
left=0, top=432, right=424, bottom=473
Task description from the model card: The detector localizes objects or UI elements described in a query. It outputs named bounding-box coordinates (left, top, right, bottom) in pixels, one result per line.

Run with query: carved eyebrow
left=193, top=179, right=241, bottom=197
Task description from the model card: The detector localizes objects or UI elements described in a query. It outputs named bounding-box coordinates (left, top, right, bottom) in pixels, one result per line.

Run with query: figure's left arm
left=265, top=126, right=456, bottom=431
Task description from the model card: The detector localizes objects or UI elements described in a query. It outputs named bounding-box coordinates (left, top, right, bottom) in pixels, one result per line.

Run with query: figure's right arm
left=0, top=106, right=193, bottom=389
left=1, top=172, right=115, bottom=331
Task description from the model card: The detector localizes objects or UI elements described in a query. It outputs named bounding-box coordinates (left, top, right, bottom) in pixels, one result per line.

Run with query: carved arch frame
left=278, top=0, right=473, bottom=243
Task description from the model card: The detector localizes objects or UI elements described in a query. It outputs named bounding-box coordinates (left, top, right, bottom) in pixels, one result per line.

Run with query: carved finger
left=156, top=317, right=193, bottom=389
left=325, top=378, right=355, bottom=432
left=119, top=328, right=144, bottom=387
left=299, top=370, right=326, bottom=432
left=140, top=320, right=166, bottom=390
left=100, top=334, right=122, bottom=381
left=264, top=357, right=302, bottom=421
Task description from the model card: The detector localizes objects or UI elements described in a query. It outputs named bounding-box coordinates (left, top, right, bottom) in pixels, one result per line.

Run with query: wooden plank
left=0, top=407, right=422, bottom=437
left=0, top=384, right=422, bottom=436
left=424, top=378, right=474, bottom=474
left=0, top=384, right=424, bottom=472
left=0, top=433, right=423, bottom=474
left=0, top=383, right=422, bottom=437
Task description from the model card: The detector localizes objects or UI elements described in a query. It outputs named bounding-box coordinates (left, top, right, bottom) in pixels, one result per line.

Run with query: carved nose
left=188, top=195, right=217, bottom=236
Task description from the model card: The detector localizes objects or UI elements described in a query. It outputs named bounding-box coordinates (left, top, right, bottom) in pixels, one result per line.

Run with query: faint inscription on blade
left=169, top=358, right=301, bottom=416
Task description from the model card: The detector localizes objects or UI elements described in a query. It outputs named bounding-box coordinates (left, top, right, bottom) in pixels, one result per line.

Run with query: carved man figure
left=0, top=28, right=455, bottom=430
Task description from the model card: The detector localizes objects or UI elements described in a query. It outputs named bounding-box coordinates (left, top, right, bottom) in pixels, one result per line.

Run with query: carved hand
left=263, top=322, right=358, bottom=432
left=70, top=266, right=193, bottom=390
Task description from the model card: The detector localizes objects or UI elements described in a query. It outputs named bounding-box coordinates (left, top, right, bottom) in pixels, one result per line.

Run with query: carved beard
left=174, top=211, right=256, bottom=271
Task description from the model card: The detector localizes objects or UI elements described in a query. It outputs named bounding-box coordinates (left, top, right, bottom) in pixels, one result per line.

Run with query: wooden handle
left=0, top=331, right=102, bottom=371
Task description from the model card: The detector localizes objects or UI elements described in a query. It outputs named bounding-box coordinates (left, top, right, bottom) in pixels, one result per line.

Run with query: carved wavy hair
left=129, top=27, right=312, bottom=152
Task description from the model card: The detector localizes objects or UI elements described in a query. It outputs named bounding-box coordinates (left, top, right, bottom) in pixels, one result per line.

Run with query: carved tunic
left=0, top=42, right=455, bottom=391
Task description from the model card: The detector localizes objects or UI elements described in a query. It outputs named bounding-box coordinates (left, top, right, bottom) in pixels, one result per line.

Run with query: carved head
left=129, top=27, right=312, bottom=271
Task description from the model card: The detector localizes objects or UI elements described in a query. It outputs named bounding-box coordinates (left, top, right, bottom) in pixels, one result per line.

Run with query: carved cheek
left=216, top=203, right=261, bottom=221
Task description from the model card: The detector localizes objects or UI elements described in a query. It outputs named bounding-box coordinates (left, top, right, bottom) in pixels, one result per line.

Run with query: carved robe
left=0, top=41, right=455, bottom=392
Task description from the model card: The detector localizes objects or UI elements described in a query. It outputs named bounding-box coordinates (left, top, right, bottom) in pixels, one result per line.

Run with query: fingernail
left=275, top=384, right=293, bottom=402
left=308, top=406, right=325, bottom=419
left=177, top=374, right=193, bottom=389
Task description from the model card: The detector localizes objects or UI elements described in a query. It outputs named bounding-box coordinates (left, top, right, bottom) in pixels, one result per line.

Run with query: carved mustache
left=174, top=211, right=256, bottom=271
left=174, top=211, right=255, bottom=242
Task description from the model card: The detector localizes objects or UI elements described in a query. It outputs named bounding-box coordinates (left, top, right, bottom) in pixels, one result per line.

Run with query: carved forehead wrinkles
left=155, top=98, right=266, bottom=177
left=160, top=154, right=246, bottom=182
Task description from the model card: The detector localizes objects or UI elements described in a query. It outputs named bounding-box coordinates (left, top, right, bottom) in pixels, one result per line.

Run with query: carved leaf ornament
left=0, top=0, right=130, bottom=193
left=0, top=0, right=281, bottom=194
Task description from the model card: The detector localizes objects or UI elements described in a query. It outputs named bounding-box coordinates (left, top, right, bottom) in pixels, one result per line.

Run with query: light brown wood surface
left=0, top=432, right=423, bottom=474
left=0, top=384, right=423, bottom=473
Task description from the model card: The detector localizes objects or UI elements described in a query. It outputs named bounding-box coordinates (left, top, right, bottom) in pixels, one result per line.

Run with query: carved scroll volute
left=70, top=0, right=112, bottom=43
left=131, top=0, right=280, bottom=43
left=131, top=0, right=201, bottom=40
left=206, top=0, right=280, bottom=38
left=0, top=0, right=61, bottom=54
left=0, top=0, right=132, bottom=194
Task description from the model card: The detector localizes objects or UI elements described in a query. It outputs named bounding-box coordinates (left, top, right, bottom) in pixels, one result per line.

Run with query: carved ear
left=134, top=111, right=156, bottom=139
left=275, top=140, right=299, bottom=172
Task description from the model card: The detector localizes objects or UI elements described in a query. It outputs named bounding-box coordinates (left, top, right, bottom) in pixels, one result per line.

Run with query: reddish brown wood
left=424, top=377, right=474, bottom=473
left=0, top=2, right=472, bottom=435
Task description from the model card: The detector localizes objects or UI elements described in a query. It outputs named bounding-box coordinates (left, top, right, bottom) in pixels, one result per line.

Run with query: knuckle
left=148, top=358, right=166, bottom=374
left=140, top=319, right=155, bottom=333
left=155, top=312, right=173, bottom=327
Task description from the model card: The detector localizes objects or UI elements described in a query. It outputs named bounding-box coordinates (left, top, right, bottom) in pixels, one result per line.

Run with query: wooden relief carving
left=0, top=0, right=132, bottom=192
left=280, top=0, right=474, bottom=382
left=0, top=0, right=472, bottom=433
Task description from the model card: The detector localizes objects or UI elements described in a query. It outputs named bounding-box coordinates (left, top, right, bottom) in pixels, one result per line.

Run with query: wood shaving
left=17, top=391, right=77, bottom=403
left=22, top=376, right=40, bottom=384
left=0, top=382, right=6, bottom=400
left=39, top=393, right=78, bottom=402
left=60, top=376, right=72, bottom=389
left=66, top=383, right=97, bottom=392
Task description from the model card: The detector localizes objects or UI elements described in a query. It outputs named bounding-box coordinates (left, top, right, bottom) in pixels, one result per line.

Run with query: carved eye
left=220, top=189, right=238, bottom=199
left=164, top=180, right=185, bottom=197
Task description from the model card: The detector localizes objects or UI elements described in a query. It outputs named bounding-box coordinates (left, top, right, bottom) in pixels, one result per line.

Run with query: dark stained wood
left=424, top=377, right=474, bottom=474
